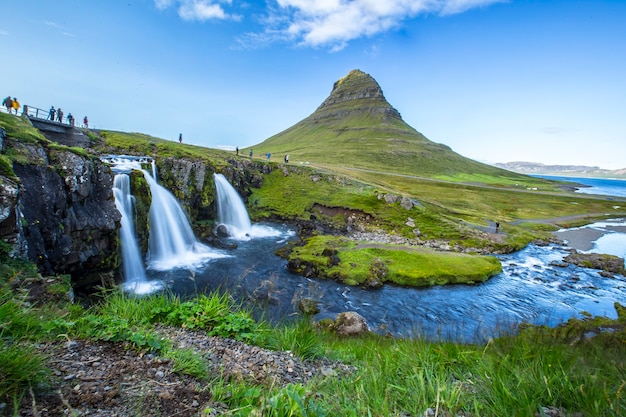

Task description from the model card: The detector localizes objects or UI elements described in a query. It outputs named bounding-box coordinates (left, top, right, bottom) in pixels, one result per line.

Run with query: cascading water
left=105, top=155, right=224, bottom=293
left=214, top=173, right=252, bottom=238
left=113, top=174, right=147, bottom=284
left=142, top=170, right=222, bottom=270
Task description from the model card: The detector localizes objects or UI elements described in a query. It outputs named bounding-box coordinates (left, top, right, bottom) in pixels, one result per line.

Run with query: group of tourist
left=2, top=96, right=21, bottom=114
left=2, top=94, right=90, bottom=129
left=48, top=106, right=88, bottom=128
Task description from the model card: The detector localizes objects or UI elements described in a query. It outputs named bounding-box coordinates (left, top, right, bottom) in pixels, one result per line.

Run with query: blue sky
left=2, top=0, right=625, bottom=169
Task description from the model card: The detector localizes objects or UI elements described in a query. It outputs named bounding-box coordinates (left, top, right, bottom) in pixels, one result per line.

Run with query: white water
left=214, top=173, right=253, bottom=238
left=113, top=175, right=146, bottom=282
left=113, top=174, right=162, bottom=294
left=143, top=170, right=224, bottom=271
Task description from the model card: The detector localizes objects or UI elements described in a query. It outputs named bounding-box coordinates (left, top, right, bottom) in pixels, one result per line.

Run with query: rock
left=10, top=140, right=120, bottom=289
left=400, top=196, right=414, bottom=210
left=332, top=311, right=369, bottom=336
left=215, top=224, right=231, bottom=237
left=564, top=252, right=625, bottom=275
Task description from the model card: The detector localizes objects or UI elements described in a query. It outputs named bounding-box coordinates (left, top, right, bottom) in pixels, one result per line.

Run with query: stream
left=149, top=222, right=626, bottom=343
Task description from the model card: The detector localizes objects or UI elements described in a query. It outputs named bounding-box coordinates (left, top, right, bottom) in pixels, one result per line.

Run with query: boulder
left=564, top=252, right=625, bottom=276
left=332, top=311, right=369, bottom=337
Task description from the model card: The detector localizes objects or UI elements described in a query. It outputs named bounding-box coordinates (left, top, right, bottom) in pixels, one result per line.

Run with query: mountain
left=252, top=69, right=528, bottom=181
left=495, top=162, right=626, bottom=178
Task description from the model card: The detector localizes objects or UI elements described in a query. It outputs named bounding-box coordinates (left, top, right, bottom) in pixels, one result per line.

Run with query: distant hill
left=252, top=69, right=530, bottom=182
left=495, top=162, right=626, bottom=178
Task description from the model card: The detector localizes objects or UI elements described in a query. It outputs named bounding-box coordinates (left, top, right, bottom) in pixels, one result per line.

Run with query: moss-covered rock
left=564, top=252, right=625, bottom=275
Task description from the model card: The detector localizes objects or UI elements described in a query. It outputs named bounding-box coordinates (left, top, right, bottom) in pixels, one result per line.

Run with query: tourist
left=284, top=154, right=289, bottom=163
left=11, top=97, right=20, bottom=115
left=179, top=133, right=182, bottom=144
left=68, top=113, right=75, bottom=126
left=2, top=96, right=13, bottom=113
left=236, top=146, right=239, bottom=156
left=57, top=108, right=64, bottom=123
left=83, top=116, right=88, bottom=128
left=249, top=149, right=253, bottom=158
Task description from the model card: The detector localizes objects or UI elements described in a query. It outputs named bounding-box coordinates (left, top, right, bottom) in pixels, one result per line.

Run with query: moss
left=288, top=235, right=502, bottom=287
left=0, top=154, right=16, bottom=178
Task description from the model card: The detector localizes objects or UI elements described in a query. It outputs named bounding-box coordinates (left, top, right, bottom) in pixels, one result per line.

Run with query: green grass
left=287, top=235, right=502, bottom=286
left=96, top=130, right=231, bottom=166
left=1, top=255, right=625, bottom=416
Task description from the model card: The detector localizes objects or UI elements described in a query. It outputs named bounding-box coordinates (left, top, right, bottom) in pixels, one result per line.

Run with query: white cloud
left=246, top=0, right=506, bottom=50
left=154, top=0, right=238, bottom=21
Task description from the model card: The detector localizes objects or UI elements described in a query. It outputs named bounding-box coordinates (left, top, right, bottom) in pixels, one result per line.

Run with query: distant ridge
left=253, top=70, right=529, bottom=181
left=496, top=162, right=626, bottom=178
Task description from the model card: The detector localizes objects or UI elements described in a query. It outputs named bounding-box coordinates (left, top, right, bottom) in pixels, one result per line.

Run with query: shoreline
left=553, top=223, right=626, bottom=252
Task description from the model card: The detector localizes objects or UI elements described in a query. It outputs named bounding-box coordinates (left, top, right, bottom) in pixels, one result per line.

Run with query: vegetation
left=95, top=130, right=230, bottom=167
left=287, top=235, right=502, bottom=286
left=1, top=256, right=624, bottom=416
left=2, top=71, right=626, bottom=415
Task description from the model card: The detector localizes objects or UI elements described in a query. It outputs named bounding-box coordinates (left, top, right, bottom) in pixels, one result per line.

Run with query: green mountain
left=253, top=69, right=528, bottom=182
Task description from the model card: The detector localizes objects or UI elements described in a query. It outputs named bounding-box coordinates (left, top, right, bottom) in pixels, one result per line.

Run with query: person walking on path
left=2, top=96, right=13, bottom=113
left=249, top=149, right=253, bottom=158
left=57, top=108, right=64, bottom=123
left=179, top=133, right=183, bottom=144
left=48, top=106, right=56, bottom=121
left=83, top=116, right=88, bottom=128
left=11, top=98, right=20, bottom=115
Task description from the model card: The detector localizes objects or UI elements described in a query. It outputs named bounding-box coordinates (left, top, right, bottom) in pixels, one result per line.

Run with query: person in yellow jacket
left=11, top=98, right=20, bottom=115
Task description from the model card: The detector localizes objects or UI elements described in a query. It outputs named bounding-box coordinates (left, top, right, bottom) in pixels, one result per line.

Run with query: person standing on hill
left=284, top=154, right=289, bottom=163
left=11, top=98, right=20, bottom=115
left=83, top=116, right=88, bottom=128
left=179, top=133, right=183, bottom=144
left=2, top=96, right=13, bottom=112
left=48, top=106, right=56, bottom=120
left=57, top=108, right=64, bottom=123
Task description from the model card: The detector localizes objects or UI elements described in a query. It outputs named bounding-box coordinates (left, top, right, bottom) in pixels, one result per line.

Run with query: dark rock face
left=0, top=174, right=27, bottom=257
left=9, top=140, right=120, bottom=289
left=313, top=69, right=402, bottom=122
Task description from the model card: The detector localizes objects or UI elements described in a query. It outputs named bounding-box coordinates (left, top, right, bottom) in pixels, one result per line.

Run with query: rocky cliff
left=0, top=117, right=269, bottom=292
left=1, top=135, right=121, bottom=291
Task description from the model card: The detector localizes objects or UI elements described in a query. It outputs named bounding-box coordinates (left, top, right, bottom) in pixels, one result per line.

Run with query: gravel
left=17, top=326, right=355, bottom=416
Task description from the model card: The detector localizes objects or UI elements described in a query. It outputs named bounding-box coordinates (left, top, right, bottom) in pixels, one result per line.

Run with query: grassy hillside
left=249, top=69, right=537, bottom=187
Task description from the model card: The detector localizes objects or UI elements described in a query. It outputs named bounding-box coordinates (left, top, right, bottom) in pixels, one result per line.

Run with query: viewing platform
left=6, top=105, right=93, bottom=148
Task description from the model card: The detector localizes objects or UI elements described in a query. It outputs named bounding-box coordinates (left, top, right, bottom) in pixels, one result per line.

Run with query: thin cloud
left=154, top=0, right=240, bottom=21
left=44, top=21, right=63, bottom=29
left=242, top=0, right=507, bottom=50
left=43, top=21, right=75, bottom=37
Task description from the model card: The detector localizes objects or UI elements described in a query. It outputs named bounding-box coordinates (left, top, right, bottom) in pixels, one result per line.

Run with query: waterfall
left=142, top=170, right=220, bottom=270
left=113, top=173, right=162, bottom=294
left=113, top=174, right=146, bottom=282
left=214, top=173, right=252, bottom=238
left=106, top=155, right=224, bottom=293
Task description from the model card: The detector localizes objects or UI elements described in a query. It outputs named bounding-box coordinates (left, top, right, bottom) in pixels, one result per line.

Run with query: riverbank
left=554, top=220, right=626, bottom=252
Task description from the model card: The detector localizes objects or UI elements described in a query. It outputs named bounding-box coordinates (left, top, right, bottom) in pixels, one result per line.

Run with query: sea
left=534, top=174, right=626, bottom=198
